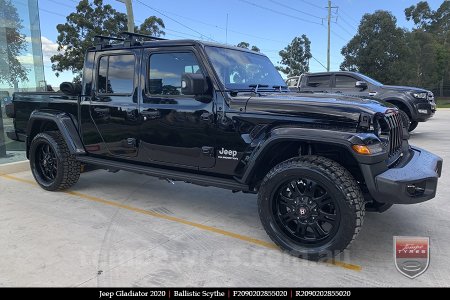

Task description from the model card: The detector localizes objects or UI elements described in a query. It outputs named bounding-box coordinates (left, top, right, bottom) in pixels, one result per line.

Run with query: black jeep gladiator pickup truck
left=5, top=33, right=443, bottom=260
left=286, top=71, right=436, bottom=132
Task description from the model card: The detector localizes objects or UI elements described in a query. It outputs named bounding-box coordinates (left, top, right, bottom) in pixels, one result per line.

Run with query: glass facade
left=1, top=0, right=44, bottom=164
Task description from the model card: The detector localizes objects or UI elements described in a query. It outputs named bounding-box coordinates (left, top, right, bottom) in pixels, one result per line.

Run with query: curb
left=0, top=160, right=29, bottom=175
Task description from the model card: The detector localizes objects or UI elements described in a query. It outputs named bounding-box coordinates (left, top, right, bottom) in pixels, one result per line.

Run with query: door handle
left=93, top=107, right=109, bottom=113
left=201, top=112, right=213, bottom=122
left=141, top=110, right=161, bottom=120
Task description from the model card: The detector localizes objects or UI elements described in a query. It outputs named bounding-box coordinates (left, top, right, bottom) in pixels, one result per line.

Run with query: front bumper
left=415, top=102, right=435, bottom=122
left=364, top=146, right=442, bottom=204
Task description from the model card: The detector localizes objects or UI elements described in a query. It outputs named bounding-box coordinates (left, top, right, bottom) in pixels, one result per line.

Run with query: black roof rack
left=94, top=35, right=125, bottom=50
left=120, top=31, right=167, bottom=41
left=94, top=32, right=168, bottom=50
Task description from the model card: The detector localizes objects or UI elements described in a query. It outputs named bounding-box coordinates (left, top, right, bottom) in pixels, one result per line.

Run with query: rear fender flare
left=26, top=110, right=85, bottom=157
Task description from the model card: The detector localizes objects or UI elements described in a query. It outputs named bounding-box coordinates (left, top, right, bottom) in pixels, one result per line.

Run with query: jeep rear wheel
left=258, top=156, right=365, bottom=260
left=30, top=131, right=81, bottom=191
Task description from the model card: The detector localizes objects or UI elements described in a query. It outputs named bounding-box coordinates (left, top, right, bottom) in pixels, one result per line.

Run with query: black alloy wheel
left=30, top=131, right=81, bottom=191
left=274, top=178, right=339, bottom=245
left=35, top=142, right=58, bottom=183
left=258, top=156, right=365, bottom=260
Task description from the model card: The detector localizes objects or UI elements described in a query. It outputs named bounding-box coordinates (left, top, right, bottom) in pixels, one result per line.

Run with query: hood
left=382, top=85, right=430, bottom=93
left=240, top=92, right=395, bottom=126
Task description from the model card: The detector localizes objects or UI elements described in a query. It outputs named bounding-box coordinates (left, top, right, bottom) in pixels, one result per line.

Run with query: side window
left=148, top=52, right=203, bottom=96
left=306, top=75, right=331, bottom=88
left=97, top=54, right=135, bottom=94
left=335, top=75, right=357, bottom=88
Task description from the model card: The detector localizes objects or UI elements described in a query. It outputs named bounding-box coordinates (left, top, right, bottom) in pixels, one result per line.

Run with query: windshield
left=358, top=73, right=383, bottom=86
left=205, top=46, right=286, bottom=90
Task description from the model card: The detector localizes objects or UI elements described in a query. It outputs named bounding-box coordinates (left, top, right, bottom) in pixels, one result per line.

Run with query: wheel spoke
left=280, top=211, right=297, bottom=223
left=289, top=181, right=301, bottom=197
left=319, top=211, right=337, bottom=223
left=279, top=193, right=295, bottom=208
left=295, top=222, right=307, bottom=236
left=314, top=192, right=329, bottom=203
left=311, top=222, right=327, bottom=238
left=304, top=179, right=318, bottom=197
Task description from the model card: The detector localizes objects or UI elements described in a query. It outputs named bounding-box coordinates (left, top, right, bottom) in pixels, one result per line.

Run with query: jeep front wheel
left=258, top=156, right=365, bottom=260
left=30, top=131, right=81, bottom=191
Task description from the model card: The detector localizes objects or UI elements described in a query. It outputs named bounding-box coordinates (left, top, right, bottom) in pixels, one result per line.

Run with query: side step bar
left=77, top=156, right=251, bottom=192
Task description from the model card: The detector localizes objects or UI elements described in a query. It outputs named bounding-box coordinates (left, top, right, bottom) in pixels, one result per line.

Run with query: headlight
left=412, top=92, right=427, bottom=99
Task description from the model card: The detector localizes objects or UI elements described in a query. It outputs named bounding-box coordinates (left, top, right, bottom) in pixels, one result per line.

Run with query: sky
left=35, top=0, right=445, bottom=87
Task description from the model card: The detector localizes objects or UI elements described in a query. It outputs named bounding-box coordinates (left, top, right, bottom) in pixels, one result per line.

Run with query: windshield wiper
left=248, top=84, right=269, bottom=93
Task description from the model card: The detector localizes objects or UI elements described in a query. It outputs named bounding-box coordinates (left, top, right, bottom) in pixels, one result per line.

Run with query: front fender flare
left=238, top=127, right=386, bottom=184
left=383, top=97, right=416, bottom=120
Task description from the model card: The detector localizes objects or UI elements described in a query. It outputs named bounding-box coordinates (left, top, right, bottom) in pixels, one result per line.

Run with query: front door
left=139, top=48, right=215, bottom=169
left=89, top=50, right=141, bottom=158
left=333, top=74, right=370, bottom=98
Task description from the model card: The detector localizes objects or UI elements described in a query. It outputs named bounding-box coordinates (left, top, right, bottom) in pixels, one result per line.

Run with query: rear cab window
left=306, top=75, right=331, bottom=89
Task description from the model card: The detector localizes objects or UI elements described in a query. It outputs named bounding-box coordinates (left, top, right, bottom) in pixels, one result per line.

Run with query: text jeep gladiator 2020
left=6, top=33, right=443, bottom=260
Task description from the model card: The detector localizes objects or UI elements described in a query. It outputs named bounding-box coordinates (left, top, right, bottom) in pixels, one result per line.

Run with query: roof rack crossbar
left=120, top=31, right=167, bottom=41
left=94, top=35, right=125, bottom=50
left=93, top=32, right=168, bottom=50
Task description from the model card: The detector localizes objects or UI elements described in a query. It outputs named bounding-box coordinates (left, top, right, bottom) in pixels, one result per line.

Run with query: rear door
left=89, top=50, right=141, bottom=158
left=302, top=74, right=332, bottom=93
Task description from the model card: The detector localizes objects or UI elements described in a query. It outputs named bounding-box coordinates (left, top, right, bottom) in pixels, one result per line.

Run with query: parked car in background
left=2, top=97, right=12, bottom=109
left=287, top=71, right=436, bottom=132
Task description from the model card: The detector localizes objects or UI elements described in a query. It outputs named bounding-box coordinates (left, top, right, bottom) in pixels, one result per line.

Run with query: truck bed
left=12, top=92, right=79, bottom=138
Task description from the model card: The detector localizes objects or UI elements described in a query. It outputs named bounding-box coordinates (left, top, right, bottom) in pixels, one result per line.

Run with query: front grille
left=383, top=112, right=403, bottom=157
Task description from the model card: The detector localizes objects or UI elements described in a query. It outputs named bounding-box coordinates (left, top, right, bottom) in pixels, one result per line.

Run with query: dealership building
left=1, top=0, right=45, bottom=163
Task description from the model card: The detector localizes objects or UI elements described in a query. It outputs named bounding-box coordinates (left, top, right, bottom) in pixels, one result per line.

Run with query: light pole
left=116, top=0, right=135, bottom=32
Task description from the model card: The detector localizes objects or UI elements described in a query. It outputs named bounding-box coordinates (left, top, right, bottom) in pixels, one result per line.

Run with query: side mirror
left=355, top=81, right=368, bottom=90
left=60, top=82, right=82, bottom=96
left=181, top=73, right=208, bottom=96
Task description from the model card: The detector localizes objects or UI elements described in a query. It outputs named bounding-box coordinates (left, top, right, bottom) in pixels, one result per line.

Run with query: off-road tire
left=258, top=155, right=365, bottom=260
left=30, top=131, right=81, bottom=191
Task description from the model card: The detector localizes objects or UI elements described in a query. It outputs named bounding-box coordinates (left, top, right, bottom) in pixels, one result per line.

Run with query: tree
left=0, top=0, right=28, bottom=88
left=136, top=16, right=165, bottom=37
left=51, top=0, right=165, bottom=80
left=276, top=35, right=311, bottom=76
left=251, top=45, right=260, bottom=52
left=405, top=1, right=449, bottom=93
left=340, top=11, right=409, bottom=85
left=236, top=41, right=260, bottom=52
left=403, top=30, right=439, bottom=87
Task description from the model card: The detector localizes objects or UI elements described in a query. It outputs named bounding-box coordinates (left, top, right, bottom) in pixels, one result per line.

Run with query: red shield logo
left=394, top=236, right=430, bottom=278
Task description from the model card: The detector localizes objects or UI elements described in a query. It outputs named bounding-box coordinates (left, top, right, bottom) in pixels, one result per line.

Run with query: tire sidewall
left=30, top=133, right=65, bottom=191
left=398, top=109, right=410, bottom=128
left=259, top=163, right=357, bottom=259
